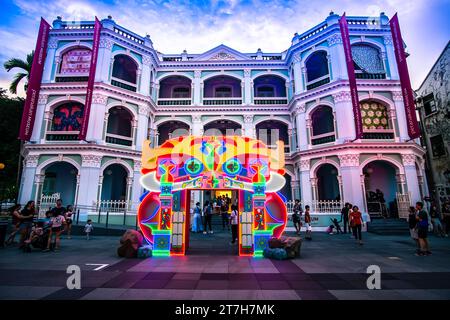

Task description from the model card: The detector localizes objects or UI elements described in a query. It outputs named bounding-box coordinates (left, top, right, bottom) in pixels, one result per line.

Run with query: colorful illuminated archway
left=138, top=135, right=288, bottom=256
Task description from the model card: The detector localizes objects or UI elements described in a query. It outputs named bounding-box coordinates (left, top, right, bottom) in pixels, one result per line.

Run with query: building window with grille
left=423, top=93, right=437, bottom=116
left=172, top=87, right=190, bottom=98
left=430, top=135, right=446, bottom=158
left=214, top=86, right=232, bottom=97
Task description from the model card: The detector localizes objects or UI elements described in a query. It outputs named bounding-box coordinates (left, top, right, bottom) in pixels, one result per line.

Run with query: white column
left=292, top=54, right=303, bottom=95
left=327, top=33, right=347, bottom=80
left=131, top=160, right=143, bottom=210
left=392, top=91, right=409, bottom=142
left=244, top=69, right=252, bottom=105
left=77, top=155, right=102, bottom=221
left=30, top=94, right=49, bottom=143
left=136, top=105, right=150, bottom=151
left=42, top=37, right=58, bottom=83
left=95, top=38, right=113, bottom=83
left=192, top=70, right=201, bottom=106
left=339, top=154, right=364, bottom=209
left=333, top=91, right=356, bottom=143
left=192, top=115, right=203, bottom=136
left=289, top=128, right=297, bottom=151
left=243, top=115, right=255, bottom=138
left=402, top=154, right=421, bottom=204
left=298, top=160, right=312, bottom=204
left=33, top=173, right=45, bottom=204
left=86, top=94, right=108, bottom=143
left=383, top=35, right=399, bottom=80
left=140, top=56, right=151, bottom=96
left=295, top=103, right=308, bottom=151
left=18, top=155, right=39, bottom=205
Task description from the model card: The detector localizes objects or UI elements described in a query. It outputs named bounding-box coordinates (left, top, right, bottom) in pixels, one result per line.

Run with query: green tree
left=3, top=51, right=34, bottom=94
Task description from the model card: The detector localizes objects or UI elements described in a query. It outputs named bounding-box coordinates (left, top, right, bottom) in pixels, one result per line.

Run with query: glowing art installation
left=138, top=135, right=288, bottom=256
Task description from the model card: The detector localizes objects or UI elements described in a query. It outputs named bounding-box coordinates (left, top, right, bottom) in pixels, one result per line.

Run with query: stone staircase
left=367, top=218, right=410, bottom=235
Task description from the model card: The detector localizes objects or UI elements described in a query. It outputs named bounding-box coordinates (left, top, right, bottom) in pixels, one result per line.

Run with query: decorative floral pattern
left=351, top=44, right=385, bottom=74
left=360, top=101, right=389, bottom=130
left=51, top=102, right=84, bottom=131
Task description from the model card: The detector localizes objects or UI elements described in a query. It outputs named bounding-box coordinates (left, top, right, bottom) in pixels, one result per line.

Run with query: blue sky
left=0, top=0, right=449, bottom=96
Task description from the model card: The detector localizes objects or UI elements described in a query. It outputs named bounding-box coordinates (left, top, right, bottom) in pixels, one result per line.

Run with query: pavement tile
left=101, top=271, right=148, bottom=288
left=255, top=273, right=284, bottom=281
left=131, top=279, right=170, bottom=289
left=41, top=287, right=96, bottom=300
left=288, top=280, right=325, bottom=290
left=295, top=290, right=338, bottom=300
left=143, top=272, right=175, bottom=280
left=172, top=273, right=202, bottom=280
left=258, top=280, right=291, bottom=290
left=228, top=280, right=260, bottom=290
left=164, top=280, right=199, bottom=289
left=196, top=280, right=229, bottom=290
left=81, top=288, right=128, bottom=300
left=200, top=273, right=229, bottom=280
left=0, top=285, right=62, bottom=300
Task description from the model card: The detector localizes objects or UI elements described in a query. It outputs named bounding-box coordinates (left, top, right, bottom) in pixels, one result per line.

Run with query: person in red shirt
left=349, top=205, right=363, bottom=245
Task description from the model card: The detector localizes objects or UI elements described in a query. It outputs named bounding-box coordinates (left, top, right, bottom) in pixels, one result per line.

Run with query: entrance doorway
left=184, top=190, right=239, bottom=255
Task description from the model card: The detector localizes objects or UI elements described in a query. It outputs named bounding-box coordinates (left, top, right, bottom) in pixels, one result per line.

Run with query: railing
left=355, top=72, right=386, bottom=79
left=38, top=193, right=61, bottom=218
left=306, top=76, right=330, bottom=90
left=46, top=131, right=79, bottom=141
left=396, top=192, right=411, bottom=220
left=253, top=97, right=288, bottom=105
left=311, top=132, right=336, bottom=145
left=347, top=17, right=381, bottom=28
left=60, top=22, right=95, bottom=30
left=105, top=133, right=133, bottom=146
left=111, top=77, right=137, bottom=92
left=157, top=98, right=192, bottom=106
left=299, top=21, right=328, bottom=41
left=203, top=97, right=243, bottom=105
left=55, top=75, right=89, bottom=82
left=113, top=26, right=145, bottom=45
left=93, top=200, right=138, bottom=228
left=286, top=200, right=344, bottom=214
left=162, top=57, right=183, bottom=62
left=362, top=130, right=394, bottom=140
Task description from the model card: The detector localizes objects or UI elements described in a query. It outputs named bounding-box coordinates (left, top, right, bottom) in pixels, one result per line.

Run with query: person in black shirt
left=416, top=202, right=431, bottom=256
left=50, top=199, right=67, bottom=217
left=18, top=201, right=35, bottom=248
left=292, top=199, right=302, bottom=235
left=340, top=203, right=350, bottom=234
left=408, top=206, right=420, bottom=254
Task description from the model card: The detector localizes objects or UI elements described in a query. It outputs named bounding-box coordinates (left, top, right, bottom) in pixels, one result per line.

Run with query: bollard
left=97, top=207, right=101, bottom=224
left=123, top=209, right=127, bottom=226
left=105, top=211, right=109, bottom=233
left=76, top=208, right=80, bottom=225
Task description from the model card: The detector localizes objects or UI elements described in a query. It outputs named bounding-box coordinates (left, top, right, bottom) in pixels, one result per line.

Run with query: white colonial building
left=18, top=12, right=427, bottom=222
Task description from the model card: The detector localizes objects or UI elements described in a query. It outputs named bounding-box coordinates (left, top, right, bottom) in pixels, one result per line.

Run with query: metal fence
left=285, top=200, right=344, bottom=214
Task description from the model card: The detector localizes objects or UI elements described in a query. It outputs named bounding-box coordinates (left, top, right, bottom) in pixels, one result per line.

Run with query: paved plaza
left=1, top=230, right=450, bottom=300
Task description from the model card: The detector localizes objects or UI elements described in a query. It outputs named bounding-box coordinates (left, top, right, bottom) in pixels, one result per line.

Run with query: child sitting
left=24, top=222, right=44, bottom=244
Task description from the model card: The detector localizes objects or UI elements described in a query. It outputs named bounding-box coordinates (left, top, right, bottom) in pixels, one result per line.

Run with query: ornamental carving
left=142, top=55, right=152, bottom=66
left=192, top=115, right=202, bottom=123
left=243, top=115, right=253, bottom=124
left=133, top=160, right=142, bottom=172
left=339, top=154, right=360, bottom=167
left=48, top=37, right=58, bottom=49
left=25, top=155, right=39, bottom=168
left=295, top=103, right=306, bottom=114
left=392, top=91, right=403, bottom=101
left=401, top=154, right=416, bottom=166
left=34, top=174, right=45, bottom=184
left=138, top=104, right=151, bottom=117
left=383, top=35, right=393, bottom=45
left=332, top=91, right=352, bottom=103
left=92, top=94, right=108, bottom=105
left=299, top=159, right=310, bottom=171
left=244, top=69, right=251, bottom=77
left=38, top=94, right=49, bottom=104
left=396, top=174, right=406, bottom=184
left=194, top=70, right=201, bottom=78
left=209, top=52, right=236, bottom=61
left=82, top=155, right=102, bottom=168
left=99, top=38, right=113, bottom=49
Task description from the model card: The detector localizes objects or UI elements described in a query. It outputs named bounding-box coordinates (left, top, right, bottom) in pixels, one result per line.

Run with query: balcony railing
left=55, top=74, right=89, bottom=83
left=46, top=131, right=79, bottom=141
left=253, top=97, right=288, bottom=105
left=362, top=130, right=395, bottom=140
left=306, top=75, right=330, bottom=90
left=111, top=77, right=137, bottom=92
left=355, top=72, right=386, bottom=80
left=203, top=97, right=242, bottom=105
left=105, top=133, right=133, bottom=146
left=157, top=98, right=192, bottom=106
left=286, top=200, right=344, bottom=214
left=311, top=132, right=336, bottom=145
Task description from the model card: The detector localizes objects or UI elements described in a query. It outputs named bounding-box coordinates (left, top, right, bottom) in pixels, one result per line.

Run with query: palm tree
left=3, top=50, right=34, bottom=94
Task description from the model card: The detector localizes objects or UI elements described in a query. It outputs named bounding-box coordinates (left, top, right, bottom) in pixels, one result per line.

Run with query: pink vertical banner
left=390, top=13, right=420, bottom=139
left=78, top=17, right=102, bottom=140
left=339, top=13, right=363, bottom=140
left=19, top=18, right=51, bottom=141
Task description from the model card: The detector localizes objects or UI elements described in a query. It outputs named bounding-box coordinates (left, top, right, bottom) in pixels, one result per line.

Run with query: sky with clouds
left=0, top=0, right=448, bottom=96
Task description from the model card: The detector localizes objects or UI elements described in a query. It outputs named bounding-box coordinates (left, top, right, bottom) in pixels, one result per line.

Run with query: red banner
left=78, top=17, right=102, bottom=140
left=339, top=13, right=363, bottom=140
left=18, top=18, right=51, bottom=141
left=390, top=13, right=420, bottom=139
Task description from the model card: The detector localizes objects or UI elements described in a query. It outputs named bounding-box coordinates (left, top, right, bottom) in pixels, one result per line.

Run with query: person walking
left=408, top=206, right=420, bottom=254
left=349, top=205, right=363, bottom=245
left=191, top=202, right=203, bottom=233
left=203, top=201, right=213, bottom=234
left=442, top=201, right=450, bottom=237
left=304, top=205, right=312, bottom=240
left=430, top=203, right=445, bottom=237
left=65, top=205, right=74, bottom=239
left=18, top=201, right=35, bottom=249
left=5, top=204, right=22, bottom=245
left=416, top=202, right=431, bottom=256
left=230, top=204, right=239, bottom=244
left=292, top=199, right=302, bottom=235
left=340, top=202, right=350, bottom=234
left=84, top=219, right=94, bottom=240
left=347, top=203, right=354, bottom=239
left=221, top=202, right=230, bottom=231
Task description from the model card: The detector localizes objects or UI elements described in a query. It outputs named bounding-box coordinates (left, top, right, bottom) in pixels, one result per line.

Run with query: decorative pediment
left=193, top=44, right=250, bottom=61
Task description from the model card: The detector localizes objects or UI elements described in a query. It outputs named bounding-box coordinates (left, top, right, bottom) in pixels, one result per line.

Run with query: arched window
left=215, top=86, right=232, bottom=98
left=106, top=107, right=133, bottom=146
left=360, top=100, right=394, bottom=139
left=112, top=54, right=138, bottom=84
left=352, top=44, right=385, bottom=79
left=305, top=51, right=329, bottom=83
left=51, top=102, right=85, bottom=132
left=59, top=48, right=91, bottom=75
left=172, top=87, right=190, bottom=98
left=310, top=106, right=335, bottom=145
left=256, top=86, right=275, bottom=97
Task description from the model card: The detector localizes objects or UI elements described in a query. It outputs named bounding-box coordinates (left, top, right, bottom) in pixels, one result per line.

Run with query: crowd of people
left=5, top=199, right=93, bottom=252
left=191, top=195, right=238, bottom=245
